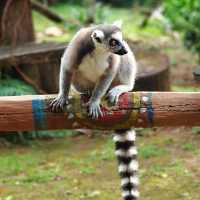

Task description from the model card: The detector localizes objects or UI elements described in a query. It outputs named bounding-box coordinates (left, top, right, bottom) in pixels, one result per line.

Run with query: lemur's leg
left=50, top=28, right=94, bottom=112
left=108, top=55, right=136, bottom=105
left=87, top=55, right=119, bottom=119
left=50, top=54, right=73, bottom=112
left=88, top=67, right=116, bottom=118
left=113, top=129, right=139, bottom=200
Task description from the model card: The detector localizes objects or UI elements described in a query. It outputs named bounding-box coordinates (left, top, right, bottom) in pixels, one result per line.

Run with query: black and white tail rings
left=113, top=129, right=139, bottom=200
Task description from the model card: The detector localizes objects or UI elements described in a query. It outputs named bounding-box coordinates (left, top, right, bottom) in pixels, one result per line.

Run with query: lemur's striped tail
left=113, top=129, right=139, bottom=200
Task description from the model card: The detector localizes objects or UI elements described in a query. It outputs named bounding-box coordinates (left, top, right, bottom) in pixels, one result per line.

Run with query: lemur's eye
left=109, top=39, right=120, bottom=47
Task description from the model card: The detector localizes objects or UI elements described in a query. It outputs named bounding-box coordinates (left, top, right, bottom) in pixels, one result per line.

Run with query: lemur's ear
left=113, top=20, right=123, bottom=29
left=91, top=30, right=104, bottom=43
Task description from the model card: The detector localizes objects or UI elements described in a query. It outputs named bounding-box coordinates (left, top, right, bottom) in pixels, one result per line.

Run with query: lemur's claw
left=87, top=101, right=103, bottom=119
left=49, top=96, right=67, bottom=112
left=107, top=88, right=123, bottom=105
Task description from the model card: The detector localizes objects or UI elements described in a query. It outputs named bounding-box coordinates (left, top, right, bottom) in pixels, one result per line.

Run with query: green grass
left=0, top=153, right=41, bottom=176
left=88, top=138, right=115, bottom=161
left=139, top=144, right=167, bottom=159
left=22, top=169, right=58, bottom=183
left=0, top=147, right=61, bottom=185
left=145, top=159, right=187, bottom=177
left=1, top=132, right=200, bottom=200
left=181, top=142, right=196, bottom=151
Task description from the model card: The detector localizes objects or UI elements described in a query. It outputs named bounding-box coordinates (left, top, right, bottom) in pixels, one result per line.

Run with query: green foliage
left=95, top=3, right=110, bottom=23
left=98, top=0, right=134, bottom=7
left=61, top=0, right=159, bottom=8
left=135, top=0, right=161, bottom=8
left=0, top=76, right=36, bottom=96
left=164, top=0, right=200, bottom=54
left=33, top=2, right=164, bottom=43
left=68, top=2, right=109, bottom=24
left=57, top=0, right=135, bottom=7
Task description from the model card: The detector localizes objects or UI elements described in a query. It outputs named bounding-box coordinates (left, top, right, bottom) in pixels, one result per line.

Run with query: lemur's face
left=91, top=21, right=128, bottom=55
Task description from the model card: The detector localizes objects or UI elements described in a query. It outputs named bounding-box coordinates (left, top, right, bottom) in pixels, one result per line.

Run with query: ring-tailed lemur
left=50, top=20, right=139, bottom=200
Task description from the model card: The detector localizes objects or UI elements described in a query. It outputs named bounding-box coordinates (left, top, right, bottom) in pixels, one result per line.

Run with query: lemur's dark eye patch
left=109, top=39, right=120, bottom=47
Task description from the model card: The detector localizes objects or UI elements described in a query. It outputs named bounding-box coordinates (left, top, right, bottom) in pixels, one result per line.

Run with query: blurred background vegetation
left=1, top=1, right=200, bottom=200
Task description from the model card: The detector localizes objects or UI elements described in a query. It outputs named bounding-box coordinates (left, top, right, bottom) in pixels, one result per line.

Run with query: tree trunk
left=0, top=0, right=46, bottom=92
left=0, top=0, right=34, bottom=46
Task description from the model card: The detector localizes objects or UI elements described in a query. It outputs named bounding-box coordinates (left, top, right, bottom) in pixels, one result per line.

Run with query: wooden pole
left=0, top=92, right=199, bottom=132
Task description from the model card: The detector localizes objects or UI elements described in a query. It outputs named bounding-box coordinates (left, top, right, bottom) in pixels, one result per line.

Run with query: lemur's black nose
left=114, top=47, right=128, bottom=55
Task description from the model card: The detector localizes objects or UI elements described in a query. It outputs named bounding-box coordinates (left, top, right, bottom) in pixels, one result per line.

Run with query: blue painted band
left=32, top=98, right=47, bottom=130
left=146, top=93, right=153, bottom=127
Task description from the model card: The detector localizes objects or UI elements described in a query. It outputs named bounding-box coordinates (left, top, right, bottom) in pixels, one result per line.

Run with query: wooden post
left=0, top=92, right=199, bottom=132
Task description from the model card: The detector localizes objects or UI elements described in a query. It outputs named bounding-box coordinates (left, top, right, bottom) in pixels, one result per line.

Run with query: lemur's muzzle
left=113, top=46, right=128, bottom=55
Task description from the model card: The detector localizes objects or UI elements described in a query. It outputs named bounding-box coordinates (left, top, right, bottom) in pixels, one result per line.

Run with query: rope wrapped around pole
left=0, top=92, right=199, bottom=132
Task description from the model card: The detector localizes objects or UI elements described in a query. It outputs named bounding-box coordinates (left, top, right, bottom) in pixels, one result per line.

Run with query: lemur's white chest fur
left=78, top=49, right=110, bottom=82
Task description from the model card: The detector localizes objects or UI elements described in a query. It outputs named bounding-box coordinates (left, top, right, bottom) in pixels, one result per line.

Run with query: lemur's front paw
left=107, top=88, right=123, bottom=105
left=87, top=100, right=103, bottom=119
left=49, top=95, right=67, bottom=112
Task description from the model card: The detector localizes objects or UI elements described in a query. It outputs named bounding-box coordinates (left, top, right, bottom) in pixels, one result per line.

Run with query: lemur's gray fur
left=50, top=21, right=139, bottom=200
